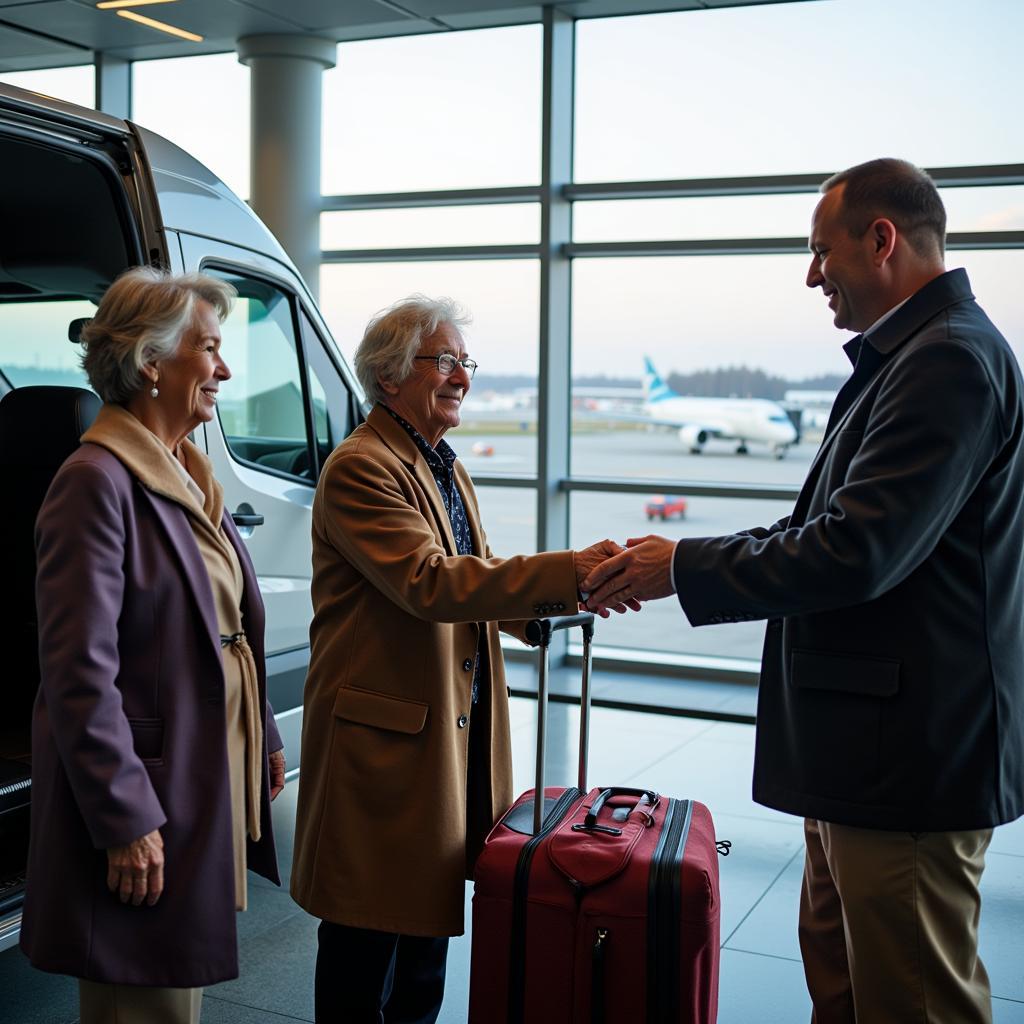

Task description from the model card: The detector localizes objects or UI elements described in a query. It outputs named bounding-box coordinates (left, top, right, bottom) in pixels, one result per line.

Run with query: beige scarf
left=83, top=404, right=263, bottom=841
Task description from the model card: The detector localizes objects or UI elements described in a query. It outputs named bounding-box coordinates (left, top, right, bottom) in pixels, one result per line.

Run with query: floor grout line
left=615, top=720, right=723, bottom=784
left=720, top=843, right=805, bottom=948
left=202, top=992, right=314, bottom=1022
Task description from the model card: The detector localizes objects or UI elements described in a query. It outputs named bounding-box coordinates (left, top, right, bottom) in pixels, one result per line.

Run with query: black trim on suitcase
left=592, top=927, right=609, bottom=1024
left=507, top=787, right=583, bottom=1024
left=647, top=798, right=693, bottom=1024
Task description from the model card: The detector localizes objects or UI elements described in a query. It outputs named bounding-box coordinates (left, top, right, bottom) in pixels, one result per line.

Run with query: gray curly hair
left=80, top=267, right=236, bottom=404
left=354, top=294, right=471, bottom=405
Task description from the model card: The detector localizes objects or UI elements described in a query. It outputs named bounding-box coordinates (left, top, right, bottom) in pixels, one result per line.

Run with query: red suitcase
left=469, top=614, right=722, bottom=1023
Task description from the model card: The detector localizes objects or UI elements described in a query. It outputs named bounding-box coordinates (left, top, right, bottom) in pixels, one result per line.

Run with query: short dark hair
left=822, top=158, right=946, bottom=259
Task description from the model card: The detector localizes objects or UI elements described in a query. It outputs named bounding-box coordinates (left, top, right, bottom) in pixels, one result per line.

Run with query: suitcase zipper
left=507, top=786, right=583, bottom=1024
left=646, top=798, right=692, bottom=1024
left=591, top=928, right=609, bottom=1024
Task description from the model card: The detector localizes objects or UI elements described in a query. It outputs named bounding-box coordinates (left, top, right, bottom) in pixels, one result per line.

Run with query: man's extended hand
left=582, top=535, right=677, bottom=611
left=573, top=539, right=642, bottom=617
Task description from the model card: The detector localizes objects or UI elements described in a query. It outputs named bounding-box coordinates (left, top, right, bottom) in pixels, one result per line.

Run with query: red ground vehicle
left=645, top=494, right=688, bottom=520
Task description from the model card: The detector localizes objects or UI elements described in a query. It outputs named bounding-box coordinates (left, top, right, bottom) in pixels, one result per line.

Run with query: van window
left=0, top=133, right=139, bottom=396
left=0, top=298, right=96, bottom=391
left=300, top=310, right=356, bottom=471
left=212, top=271, right=322, bottom=483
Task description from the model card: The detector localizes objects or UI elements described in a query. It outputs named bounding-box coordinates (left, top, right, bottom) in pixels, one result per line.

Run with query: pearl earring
left=150, top=385, right=159, bottom=398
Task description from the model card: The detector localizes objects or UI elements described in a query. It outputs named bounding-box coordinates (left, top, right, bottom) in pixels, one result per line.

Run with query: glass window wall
left=132, top=53, right=250, bottom=200
left=0, top=65, right=94, bottom=107
left=322, top=26, right=542, bottom=195
left=320, top=259, right=540, bottom=476
left=311, top=3, right=1023, bottom=684
left=570, top=493, right=793, bottom=660
left=574, top=0, right=1024, bottom=182
left=321, top=204, right=540, bottom=251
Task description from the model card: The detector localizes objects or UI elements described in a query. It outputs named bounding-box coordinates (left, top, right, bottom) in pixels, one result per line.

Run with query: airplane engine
left=679, top=425, right=709, bottom=453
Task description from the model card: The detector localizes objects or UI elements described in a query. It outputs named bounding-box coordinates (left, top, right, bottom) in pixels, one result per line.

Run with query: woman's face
left=154, top=300, right=231, bottom=435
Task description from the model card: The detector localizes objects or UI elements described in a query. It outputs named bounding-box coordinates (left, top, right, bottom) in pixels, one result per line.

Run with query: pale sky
left=2, top=0, right=1022, bottom=381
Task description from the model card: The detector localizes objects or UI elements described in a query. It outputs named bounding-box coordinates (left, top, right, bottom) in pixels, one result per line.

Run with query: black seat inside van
left=0, top=386, right=99, bottom=904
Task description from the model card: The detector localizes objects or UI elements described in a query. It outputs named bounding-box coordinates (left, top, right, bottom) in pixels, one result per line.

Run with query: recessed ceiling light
left=97, top=0, right=180, bottom=8
left=116, top=9, right=203, bottom=41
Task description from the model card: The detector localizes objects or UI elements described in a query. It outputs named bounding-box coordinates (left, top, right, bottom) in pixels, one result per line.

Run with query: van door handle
left=231, top=503, right=265, bottom=534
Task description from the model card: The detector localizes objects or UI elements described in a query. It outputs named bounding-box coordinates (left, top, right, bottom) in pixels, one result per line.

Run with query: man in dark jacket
left=582, top=158, right=1024, bottom=1023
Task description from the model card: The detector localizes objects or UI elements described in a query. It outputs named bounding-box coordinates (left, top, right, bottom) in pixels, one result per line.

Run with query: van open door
left=0, top=85, right=161, bottom=954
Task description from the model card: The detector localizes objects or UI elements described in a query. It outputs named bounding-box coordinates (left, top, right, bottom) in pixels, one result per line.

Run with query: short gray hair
left=822, top=158, right=946, bottom=259
left=354, top=294, right=471, bottom=405
left=80, top=267, right=236, bottom=404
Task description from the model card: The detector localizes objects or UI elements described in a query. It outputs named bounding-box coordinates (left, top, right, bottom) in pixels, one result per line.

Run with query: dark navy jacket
left=675, top=269, right=1024, bottom=831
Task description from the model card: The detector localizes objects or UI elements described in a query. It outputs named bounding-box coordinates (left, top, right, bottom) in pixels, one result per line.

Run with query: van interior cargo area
left=0, top=135, right=134, bottom=302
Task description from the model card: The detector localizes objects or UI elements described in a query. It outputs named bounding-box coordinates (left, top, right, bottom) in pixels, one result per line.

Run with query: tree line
left=474, top=369, right=846, bottom=400
left=664, top=366, right=845, bottom=400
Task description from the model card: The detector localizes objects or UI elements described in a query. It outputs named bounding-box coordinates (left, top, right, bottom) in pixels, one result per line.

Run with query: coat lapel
left=142, top=488, right=224, bottom=679
left=366, top=406, right=458, bottom=555
left=801, top=381, right=871, bottom=491
left=411, top=458, right=458, bottom=555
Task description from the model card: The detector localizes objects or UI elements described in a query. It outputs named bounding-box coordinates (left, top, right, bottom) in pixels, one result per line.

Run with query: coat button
left=463, top=658, right=473, bottom=671
left=457, top=714, right=469, bottom=728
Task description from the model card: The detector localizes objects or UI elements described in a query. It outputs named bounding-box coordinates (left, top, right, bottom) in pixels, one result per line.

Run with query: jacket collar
left=81, top=403, right=225, bottom=530
left=859, top=267, right=973, bottom=358
left=365, top=403, right=458, bottom=554
left=792, top=269, right=974, bottom=523
left=366, top=403, right=421, bottom=467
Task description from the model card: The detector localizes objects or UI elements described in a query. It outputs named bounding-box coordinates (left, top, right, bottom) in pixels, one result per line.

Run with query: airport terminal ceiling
left=0, top=0, right=814, bottom=71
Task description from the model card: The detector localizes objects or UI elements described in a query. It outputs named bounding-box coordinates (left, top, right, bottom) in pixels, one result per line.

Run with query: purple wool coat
left=20, top=443, right=282, bottom=987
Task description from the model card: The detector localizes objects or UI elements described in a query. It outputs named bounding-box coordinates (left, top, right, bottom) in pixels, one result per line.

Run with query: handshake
left=572, top=536, right=678, bottom=617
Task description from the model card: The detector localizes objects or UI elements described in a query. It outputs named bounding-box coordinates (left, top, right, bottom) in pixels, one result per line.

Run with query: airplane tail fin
left=643, top=356, right=676, bottom=404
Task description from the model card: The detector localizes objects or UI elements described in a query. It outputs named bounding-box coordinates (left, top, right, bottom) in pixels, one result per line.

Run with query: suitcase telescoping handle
left=524, top=612, right=595, bottom=835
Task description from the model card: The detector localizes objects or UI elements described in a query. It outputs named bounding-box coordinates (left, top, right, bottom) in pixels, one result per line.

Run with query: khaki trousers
left=79, top=979, right=203, bottom=1024
left=799, top=818, right=992, bottom=1024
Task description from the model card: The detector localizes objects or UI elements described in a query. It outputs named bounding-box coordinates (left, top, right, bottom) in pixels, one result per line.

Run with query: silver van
left=0, top=83, right=365, bottom=952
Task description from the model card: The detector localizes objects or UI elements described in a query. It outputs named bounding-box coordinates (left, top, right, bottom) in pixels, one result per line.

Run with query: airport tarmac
left=449, top=427, right=816, bottom=663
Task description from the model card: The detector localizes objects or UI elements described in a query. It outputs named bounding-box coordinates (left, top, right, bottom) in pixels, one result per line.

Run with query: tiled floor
left=3, top=694, right=1023, bottom=1023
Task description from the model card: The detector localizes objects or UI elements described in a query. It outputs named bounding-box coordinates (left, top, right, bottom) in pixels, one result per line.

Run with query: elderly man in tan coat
left=291, top=295, right=629, bottom=1023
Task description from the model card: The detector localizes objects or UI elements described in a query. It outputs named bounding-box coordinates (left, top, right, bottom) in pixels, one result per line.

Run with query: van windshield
left=0, top=298, right=96, bottom=391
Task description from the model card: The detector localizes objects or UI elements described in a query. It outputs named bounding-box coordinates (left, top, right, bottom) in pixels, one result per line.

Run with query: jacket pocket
left=127, top=718, right=164, bottom=764
left=333, top=686, right=429, bottom=734
left=791, top=649, right=900, bottom=697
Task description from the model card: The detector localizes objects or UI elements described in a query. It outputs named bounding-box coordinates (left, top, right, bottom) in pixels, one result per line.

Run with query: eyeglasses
left=414, top=353, right=478, bottom=379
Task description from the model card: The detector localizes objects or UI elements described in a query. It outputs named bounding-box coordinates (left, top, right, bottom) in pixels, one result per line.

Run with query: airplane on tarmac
left=628, top=357, right=800, bottom=459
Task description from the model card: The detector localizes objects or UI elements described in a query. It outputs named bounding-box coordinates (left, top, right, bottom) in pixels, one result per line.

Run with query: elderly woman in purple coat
left=19, top=268, right=286, bottom=1024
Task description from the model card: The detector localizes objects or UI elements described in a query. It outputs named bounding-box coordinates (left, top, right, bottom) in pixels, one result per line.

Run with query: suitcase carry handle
left=580, top=787, right=660, bottom=831
left=524, top=612, right=596, bottom=834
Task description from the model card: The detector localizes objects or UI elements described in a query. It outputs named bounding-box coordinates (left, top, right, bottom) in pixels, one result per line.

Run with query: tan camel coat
left=290, top=406, right=577, bottom=936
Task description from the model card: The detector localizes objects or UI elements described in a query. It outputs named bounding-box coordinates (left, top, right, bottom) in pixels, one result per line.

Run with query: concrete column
left=237, top=35, right=336, bottom=300
left=95, top=54, right=131, bottom=119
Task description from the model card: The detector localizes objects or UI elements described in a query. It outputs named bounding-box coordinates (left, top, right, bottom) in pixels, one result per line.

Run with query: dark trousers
left=315, top=920, right=449, bottom=1024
